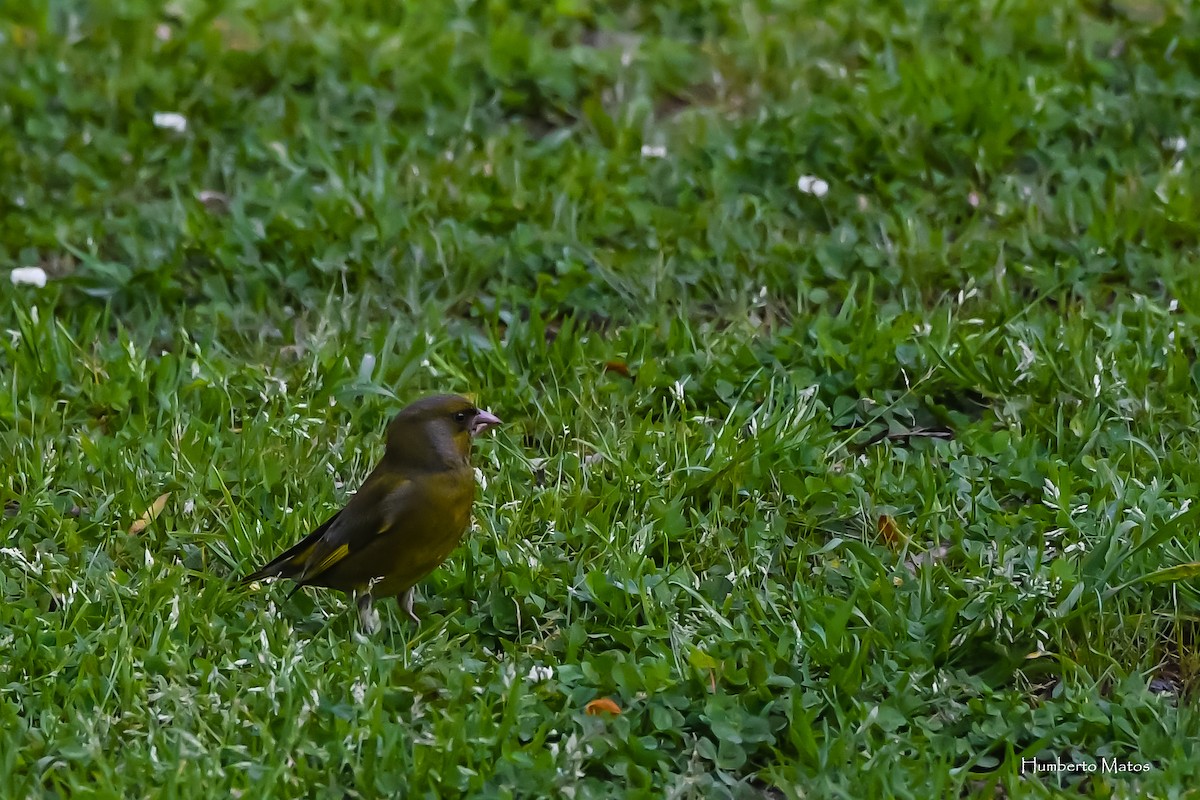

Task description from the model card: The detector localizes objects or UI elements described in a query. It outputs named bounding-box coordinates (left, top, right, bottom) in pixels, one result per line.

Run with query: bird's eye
left=454, top=411, right=468, bottom=423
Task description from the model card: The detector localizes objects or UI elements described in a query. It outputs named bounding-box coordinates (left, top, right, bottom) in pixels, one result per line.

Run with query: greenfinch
left=242, top=394, right=501, bottom=632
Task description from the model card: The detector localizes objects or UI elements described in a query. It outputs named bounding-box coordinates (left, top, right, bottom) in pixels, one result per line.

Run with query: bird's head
left=384, top=394, right=501, bottom=470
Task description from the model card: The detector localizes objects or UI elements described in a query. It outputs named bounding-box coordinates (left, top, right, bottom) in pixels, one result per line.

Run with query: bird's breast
left=368, top=468, right=476, bottom=595
left=414, top=467, right=476, bottom=548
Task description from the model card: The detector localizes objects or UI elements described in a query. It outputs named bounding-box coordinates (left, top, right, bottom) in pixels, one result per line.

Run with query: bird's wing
left=291, top=471, right=416, bottom=585
left=240, top=508, right=343, bottom=584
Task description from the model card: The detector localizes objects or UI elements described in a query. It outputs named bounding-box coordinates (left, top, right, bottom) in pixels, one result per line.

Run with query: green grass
left=4, top=0, right=1200, bottom=796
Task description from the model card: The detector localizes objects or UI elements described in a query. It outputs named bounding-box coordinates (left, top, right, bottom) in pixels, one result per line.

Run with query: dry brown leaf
left=877, top=514, right=909, bottom=548
left=209, top=17, right=261, bottom=52
left=130, top=492, right=170, bottom=534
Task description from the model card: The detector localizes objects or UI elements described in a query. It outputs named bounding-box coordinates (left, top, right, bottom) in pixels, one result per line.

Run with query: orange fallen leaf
left=130, top=492, right=170, bottom=534
left=585, top=697, right=621, bottom=716
left=603, top=360, right=633, bottom=379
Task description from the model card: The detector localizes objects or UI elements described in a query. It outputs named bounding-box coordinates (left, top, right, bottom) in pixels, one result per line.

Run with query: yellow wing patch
left=306, top=543, right=351, bottom=578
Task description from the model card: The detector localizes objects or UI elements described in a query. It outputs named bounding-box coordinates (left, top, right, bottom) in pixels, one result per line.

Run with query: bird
left=241, top=394, right=501, bottom=633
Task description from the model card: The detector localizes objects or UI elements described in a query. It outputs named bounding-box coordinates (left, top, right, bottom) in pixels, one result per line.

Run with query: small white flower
left=10, top=267, right=47, bottom=288
left=153, top=112, right=188, bottom=133
left=1043, top=478, right=1060, bottom=509
left=797, top=175, right=829, bottom=198
left=196, top=189, right=229, bottom=208
left=640, top=144, right=668, bottom=159
left=1015, top=339, right=1036, bottom=377
left=671, top=378, right=688, bottom=405
left=1, top=548, right=42, bottom=575
left=526, top=665, right=554, bottom=684
left=1166, top=136, right=1187, bottom=153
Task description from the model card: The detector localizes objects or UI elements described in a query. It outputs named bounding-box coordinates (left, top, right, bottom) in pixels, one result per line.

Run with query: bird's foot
left=357, top=593, right=381, bottom=634
left=399, top=588, right=420, bottom=624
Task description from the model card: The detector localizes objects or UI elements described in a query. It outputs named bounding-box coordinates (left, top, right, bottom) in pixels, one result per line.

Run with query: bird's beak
left=471, top=409, right=502, bottom=436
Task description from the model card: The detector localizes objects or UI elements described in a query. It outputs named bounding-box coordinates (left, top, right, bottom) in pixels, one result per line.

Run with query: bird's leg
left=356, top=591, right=380, bottom=634
left=397, top=588, right=420, bottom=624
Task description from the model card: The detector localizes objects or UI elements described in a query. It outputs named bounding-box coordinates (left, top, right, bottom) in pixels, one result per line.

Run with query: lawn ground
left=3, top=1, right=1200, bottom=797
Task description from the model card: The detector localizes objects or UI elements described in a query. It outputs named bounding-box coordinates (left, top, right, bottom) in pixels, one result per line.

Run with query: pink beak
left=471, top=409, right=502, bottom=436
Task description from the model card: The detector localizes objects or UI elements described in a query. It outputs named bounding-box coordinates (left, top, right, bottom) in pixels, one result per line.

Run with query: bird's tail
left=240, top=540, right=307, bottom=584
left=242, top=551, right=308, bottom=601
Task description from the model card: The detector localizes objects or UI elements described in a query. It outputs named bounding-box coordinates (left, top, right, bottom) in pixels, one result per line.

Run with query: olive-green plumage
left=242, top=394, right=501, bottom=632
